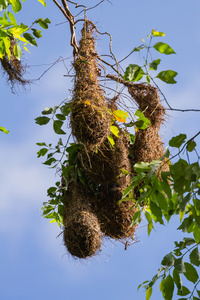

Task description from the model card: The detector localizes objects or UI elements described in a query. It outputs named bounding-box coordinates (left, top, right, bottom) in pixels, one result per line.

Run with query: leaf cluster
left=123, top=30, right=178, bottom=85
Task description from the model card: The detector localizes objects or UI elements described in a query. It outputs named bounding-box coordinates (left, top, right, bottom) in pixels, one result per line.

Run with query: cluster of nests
left=0, top=36, right=27, bottom=90
left=62, top=20, right=168, bottom=259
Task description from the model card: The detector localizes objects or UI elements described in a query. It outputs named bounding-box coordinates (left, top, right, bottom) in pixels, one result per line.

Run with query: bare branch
left=52, top=0, right=79, bottom=56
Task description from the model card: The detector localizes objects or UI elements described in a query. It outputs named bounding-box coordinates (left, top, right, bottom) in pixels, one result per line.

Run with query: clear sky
left=0, top=1, right=200, bottom=299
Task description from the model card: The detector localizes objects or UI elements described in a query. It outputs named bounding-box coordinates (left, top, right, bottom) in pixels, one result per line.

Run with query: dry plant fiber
left=79, top=127, right=131, bottom=185
left=71, top=20, right=110, bottom=147
left=95, top=183, right=137, bottom=239
left=63, top=181, right=102, bottom=259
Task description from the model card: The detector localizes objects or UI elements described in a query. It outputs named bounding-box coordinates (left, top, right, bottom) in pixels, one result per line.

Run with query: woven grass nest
left=128, top=84, right=169, bottom=172
left=63, top=181, right=102, bottom=259
left=61, top=20, right=170, bottom=259
left=94, top=183, right=137, bottom=239
left=79, top=126, right=131, bottom=185
left=71, top=20, right=110, bottom=147
left=0, top=36, right=27, bottom=89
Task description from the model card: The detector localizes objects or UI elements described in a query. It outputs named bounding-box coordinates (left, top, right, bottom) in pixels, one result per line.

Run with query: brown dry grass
left=63, top=181, right=102, bottom=259
left=0, top=37, right=28, bottom=90
left=71, top=20, right=110, bottom=147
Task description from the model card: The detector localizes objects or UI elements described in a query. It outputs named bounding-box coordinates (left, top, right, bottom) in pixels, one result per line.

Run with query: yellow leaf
left=135, top=126, right=138, bottom=133
left=114, top=115, right=127, bottom=122
left=107, top=135, right=115, bottom=146
left=84, top=100, right=91, bottom=105
left=113, top=110, right=129, bottom=123
left=23, top=45, right=30, bottom=53
left=180, top=210, right=185, bottom=222
left=152, top=30, right=165, bottom=37
left=110, top=125, right=119, bottom=137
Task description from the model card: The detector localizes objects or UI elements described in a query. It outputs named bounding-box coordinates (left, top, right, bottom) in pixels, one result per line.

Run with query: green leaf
left=183, top=262, right=199, bottom=283
left=133, top=46, right=144, bottom=52
left=53, top=120, right=66, bottom=135
left=161, top=253, right=175, bottom=266
left=36, top=142, right=47, bottom=146
left=173, top=269, right=182, bottom=290
left=0, top=126, right=9, bottom=133
left=122, top=173, right=146, bottom=199
left=154, top=42, right=176, bottom=55
left=183, top=237, right=195, bottom=246
left=3, top=36, right=10, bottom=57
left=147, top=221, right=153, bottom=235
left=35, top=116, right=50, bottom=125
left=0, top=0, right=8, bottom=9
left=177, top=286, right=190, bottom=296
left=149, top=59, right=161, bottom=70
left=146, top=287, right=152, bottom=300
left=187, top=140, right=196, bottom=152
left=174, top=176, right=190, bottom=195
left=37, top=18, right=51, bottom=29
left=169, top=134, right=187, bottom=148
left=107, top=135, right=115, bottom=146
left=60, top=102, right=72, bottom=116
left=131, top=210, right=141, bottom=225
left=146, top=75, right=150, bottom=84
left=156, top=70, right=178, bottom=84
left=37, top=148, right=48, bottom=158
left=177, top=216, right=193, bottom=232
left=123, top=64, right=144, bottom=82
left=152, top=30, right=165, bottom=37
left=10, top=0, right=22, bottom=13
left=110, top=125, right=119, bottom=137
left=174, top=257, right=185, bottom=273
left=55, top=114, right=66, bottom=121
left=193, top=296, right=200, bottom=300
left=129, top=133, right=135, bottom=144
left=150, top=201, right=163, bottom=224
left=0, top=39, right=5, bottom=57
left=23, top=33, right=37, bottom=46
left=43, top=157, right=56, bottom=166
left=47, top=186, right=57, bottom=195
left=31, top=28, right=42, bottom=38
left=134, top=162, right=150, bottom=173
left=193, top=224, right=200, bottom=243
left=7, top=11, right=17, bottom=25
left=161, top=275, right=174, bottom=300
left=13, top=43, right=21, bottom=60
left=42, top=107, right=53, bottom=115
left=135, top=109, right=151, bottom=126
left=190, top=247, right=200, bottom=266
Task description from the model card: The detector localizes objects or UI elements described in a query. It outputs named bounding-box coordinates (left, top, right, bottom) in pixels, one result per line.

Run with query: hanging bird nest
left=127, top=84, right=165, bottom=128
left=131, top=126, right=165, bottom=165
left=127, top=83, right=170, bottom=179
left=79, top=127, right=131, bottom=185
left=94, top=183, right=137, bottom=239
left=63, top=181, right=102, bottom=259
left=0, top=36, right=28, bottom=90
left=71, top=20, right=110, bottom=147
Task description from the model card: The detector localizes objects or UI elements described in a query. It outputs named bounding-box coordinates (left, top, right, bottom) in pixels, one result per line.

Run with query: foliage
left=123, top=30, right=178, bottom=85
left=1, top=0, right=200, bottom=298
left=0, top=0, right=49, bottom=59
left=36, top=25, right=200, bottom=298
left=135, top=132, right=200, bottom=299
left=0, top=0, right=49, bottom=132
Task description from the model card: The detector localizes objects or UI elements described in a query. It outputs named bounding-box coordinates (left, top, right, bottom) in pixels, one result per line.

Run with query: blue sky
left=0, top=1, right=200, bottom=299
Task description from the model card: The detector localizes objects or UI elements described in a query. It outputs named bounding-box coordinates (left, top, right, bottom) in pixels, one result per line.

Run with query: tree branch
left=52, top=0, right=79, bottom=56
